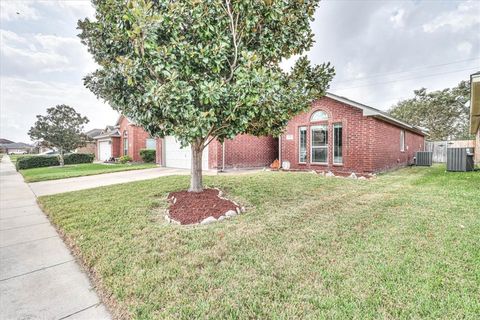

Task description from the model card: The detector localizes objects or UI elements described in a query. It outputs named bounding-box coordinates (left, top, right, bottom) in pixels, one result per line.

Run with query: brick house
left=155, top=135, right=277, bottom=170
left=76, top=128, right=103, bottom=155
left=94, top=115, right=276, bottom=168
left=95, top=93, right=425, bottom=173
left=279, top=93, right=426, bottom=174
left=93, top=115, right=156, bottom=162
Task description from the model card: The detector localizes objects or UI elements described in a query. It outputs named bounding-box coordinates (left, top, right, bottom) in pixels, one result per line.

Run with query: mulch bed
left=167, top=189, right=239, bottom=225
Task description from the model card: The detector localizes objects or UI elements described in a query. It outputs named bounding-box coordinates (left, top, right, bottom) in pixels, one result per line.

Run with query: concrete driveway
left=0, top=155, right=111, bottom=319
left=29, top=166, right=196, bottom=196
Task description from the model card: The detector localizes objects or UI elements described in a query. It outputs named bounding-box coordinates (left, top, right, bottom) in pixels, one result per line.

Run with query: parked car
left=8, top=150, right=28, bottom=155
left=39, top=150, right=58, bottom=156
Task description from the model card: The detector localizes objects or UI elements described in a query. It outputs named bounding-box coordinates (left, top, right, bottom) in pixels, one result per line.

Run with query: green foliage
left=15, top=153, right=94, bottom=170
left=78, top=0, right=334, bottom=146
left=64, top=153, right=95, bottom=165
left=388, top=80, right=471, bottom=140
left=28, top=105, right=90, bottom=165
left=16, top=156, right=59, bottom=170
left=119, top=155, right=133, bottom=164
left=139, top=149, right=156, bottom=163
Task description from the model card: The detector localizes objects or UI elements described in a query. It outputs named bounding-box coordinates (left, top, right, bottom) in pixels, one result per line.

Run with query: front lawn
left=38, top=165, right=480, bottom=319
left=21, top=163, right=157, bottom=182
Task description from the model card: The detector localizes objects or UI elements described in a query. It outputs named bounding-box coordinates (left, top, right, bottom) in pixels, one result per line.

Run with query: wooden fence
left=425, top=140, right=475, bottom=163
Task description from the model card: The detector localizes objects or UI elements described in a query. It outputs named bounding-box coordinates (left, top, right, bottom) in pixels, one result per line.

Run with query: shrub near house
left=139, top=149, right=156, bottom=163
left=16, top=153, right=94, bottom=170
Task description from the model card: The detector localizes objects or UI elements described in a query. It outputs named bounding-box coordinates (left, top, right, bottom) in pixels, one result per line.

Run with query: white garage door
left=98, top=140, right=112, bottom=161
left=164, top=136, right=209, bottom=170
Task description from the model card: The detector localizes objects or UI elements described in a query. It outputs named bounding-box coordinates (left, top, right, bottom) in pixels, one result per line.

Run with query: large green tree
left=388, top=80, right=471, bottom=141
left=79, top=0, right=335, bottom=192
left=28, top=105, right=90, bottom=166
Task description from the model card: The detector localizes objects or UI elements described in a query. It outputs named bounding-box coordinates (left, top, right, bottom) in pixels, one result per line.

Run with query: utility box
left=447, top=148, right=475, bottom=172
left=415, top=151, right=433, bottom=166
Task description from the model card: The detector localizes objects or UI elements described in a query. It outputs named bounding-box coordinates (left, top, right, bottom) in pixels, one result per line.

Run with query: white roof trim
left=325, top=92, right=426, bottom=135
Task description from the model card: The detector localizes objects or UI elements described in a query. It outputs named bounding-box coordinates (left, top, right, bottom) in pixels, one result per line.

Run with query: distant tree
left=78, top=0, right=335, bottom=192
left=388, top=80, right=471, bottom=140
left=28, top=105, right=89, bottom=166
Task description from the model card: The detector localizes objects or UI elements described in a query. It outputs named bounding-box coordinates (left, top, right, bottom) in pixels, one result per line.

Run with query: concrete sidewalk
left=29, top=166, right=194, bottom=196
left=0, top=155, right=111, bottom=319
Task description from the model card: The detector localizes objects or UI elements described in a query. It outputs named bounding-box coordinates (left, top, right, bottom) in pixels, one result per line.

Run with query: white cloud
left=40, top=0, right=95, bottom=19
left=0, top=1, right=39, bottom=21
left=422, top=1, right=480, bottom=33
left=0, top=77, right=118, bottom=143
left=457, top=41, right=473, bottom=55
left=0, top=29, right=96, bottom=75
left=390, top=8, right=405, bottom=29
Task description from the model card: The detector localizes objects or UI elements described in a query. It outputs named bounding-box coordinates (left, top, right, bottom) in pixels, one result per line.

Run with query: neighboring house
left=0, top=138, right=14, bottom=153
left=0, top=142, right=34, bottom=154
left=94, top=116, right=156, bottom=162
left=470, top=72, right=480, bottom=164
left=76, top=128, right=103, bottom=154
left=279, top=93, right=426, bottom=174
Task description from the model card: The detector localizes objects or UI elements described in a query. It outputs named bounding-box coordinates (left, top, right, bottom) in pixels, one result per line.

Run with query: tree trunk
left=189, top=140, right=203, bottom=192
left=59, top=149, right=64, bottom=167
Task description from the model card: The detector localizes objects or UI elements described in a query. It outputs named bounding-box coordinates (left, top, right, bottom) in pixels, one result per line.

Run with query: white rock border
left=164, top=188, right=245, bottom=226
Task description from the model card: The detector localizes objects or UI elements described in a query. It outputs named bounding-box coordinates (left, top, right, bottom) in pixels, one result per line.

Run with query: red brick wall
left=76, top=142, right=96, bottom=155
left=118, top=116, right=151, bottom=162
left=155, top=135, right=277, bottom=170
left=209, top=135, right=278, bottom=170
left=111, top=137, right=121, bottom=158
left=208, top=139, right=220, bottom=169
left=372, top=118, right=424, bottom=172
left=280, top=96, right=425, bottom=174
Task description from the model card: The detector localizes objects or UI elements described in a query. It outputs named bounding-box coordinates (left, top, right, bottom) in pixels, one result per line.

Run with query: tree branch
left=224, top=0, right=239, bottom=82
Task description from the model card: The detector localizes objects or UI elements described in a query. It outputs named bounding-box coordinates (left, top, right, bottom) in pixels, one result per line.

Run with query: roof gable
left=325, top=92, right=426, bottom=136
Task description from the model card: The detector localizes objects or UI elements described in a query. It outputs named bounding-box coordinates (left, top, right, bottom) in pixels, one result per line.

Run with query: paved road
left=0, top=155, right=111, bottom=319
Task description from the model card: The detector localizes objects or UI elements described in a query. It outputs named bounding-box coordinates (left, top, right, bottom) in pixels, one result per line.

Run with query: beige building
left=470, top=72, right=480, bottom=164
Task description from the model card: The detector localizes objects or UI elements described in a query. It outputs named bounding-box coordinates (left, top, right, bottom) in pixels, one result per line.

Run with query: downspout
left=278, top=136, right=282, bottom=168
left=221, top=141, right=225, bottom=172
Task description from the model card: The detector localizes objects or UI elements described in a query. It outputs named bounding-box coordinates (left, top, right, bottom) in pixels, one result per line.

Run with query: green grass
left=21, top=163, right=157, bottom=182
left=38, top=165, right=480, bottom=319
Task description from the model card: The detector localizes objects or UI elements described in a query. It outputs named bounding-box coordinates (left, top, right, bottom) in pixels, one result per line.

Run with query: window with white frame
left=400, top=129, right=405, bottom=152
left=310, top=110, right=328, bottom=122
left=146, top=138, right=156, bottom=150
left=123, top=130, right=128, bottom=156
left=299, top=127, right=307, bottom=163
left=311, top=125, right=328, bottom=163
left=333, top=123, right=343, bottom=164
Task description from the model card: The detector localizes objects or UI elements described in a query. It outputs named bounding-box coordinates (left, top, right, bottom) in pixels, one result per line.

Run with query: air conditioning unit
left=415, top=151, right=432, bottom=166
left=447, top=148, right=475, bottom=172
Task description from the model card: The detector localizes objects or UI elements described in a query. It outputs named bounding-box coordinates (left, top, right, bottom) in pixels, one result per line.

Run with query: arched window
left=310, top=110, right=328, bottom=122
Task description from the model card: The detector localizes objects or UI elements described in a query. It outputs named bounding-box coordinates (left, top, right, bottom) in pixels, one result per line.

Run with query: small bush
left=64, top=153, right=94, bottom=165
left=16, top=155, right=59, bottom=170
left=119, top=155, right=132, bottom=164
left=139, top=149, right=156, bottom=163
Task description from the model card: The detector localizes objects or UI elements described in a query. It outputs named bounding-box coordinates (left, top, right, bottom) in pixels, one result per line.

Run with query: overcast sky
left=1, top=0, right=479, bottom=143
